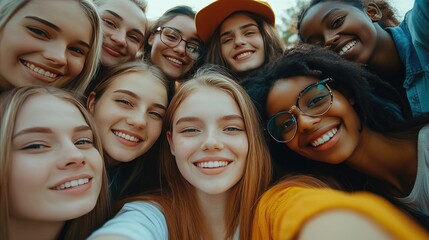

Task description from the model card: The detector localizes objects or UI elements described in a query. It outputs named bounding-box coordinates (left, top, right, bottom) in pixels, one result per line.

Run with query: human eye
left=27, top=27, right=49, bottom=39
left=179, top=127, right=201, bottom=136
left=163, top=29, right=179, bottom=41
left=115, top=98, right=133, bottom=107
left=224, top=126, right=243, bottom=132
left=331, top=16, right=345, bottom=29
left=21, top=142, right=48, bottom=150
left=68, top=46, right=87, bottom=56
left=149, top=111, right=164, bottom=120
left=186, top=43, right=199, bottom=53
left=306, top=92, right=330, bottom=108
left=102, top=18, right=116, bottom=28
left=75, top=137, right=94, bottom=146
left=221, top=36, right=232, bottom=44
left=279, top=119, right=295, bottom=133
left=127, top=33, right=142, bottom=43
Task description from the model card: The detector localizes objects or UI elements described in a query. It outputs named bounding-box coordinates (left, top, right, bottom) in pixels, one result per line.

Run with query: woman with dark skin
left=297, top=0, right=429, bottom=117
left=243, top=44, right=429, bottom=218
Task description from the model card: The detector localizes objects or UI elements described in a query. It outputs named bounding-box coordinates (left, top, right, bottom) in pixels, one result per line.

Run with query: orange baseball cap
left=195, top=0, right=275, bottom=43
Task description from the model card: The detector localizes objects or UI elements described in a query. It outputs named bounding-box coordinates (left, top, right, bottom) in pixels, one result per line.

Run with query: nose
left=233, top=35, right=246, bottom=48
left=200, top=128, right=224, bottom=151
left=291, top=107, right=320, bottom=133
left=42, top=42, right=67, bottom=66
left=126, top=112, right=147, bottom=129
left=324, top=32, right=340, bottom=47
left=111, top=28, right=127, bottom=47
left=172, top=39, right=186, bottom=55
left=58, top=141, right=87, bottom=169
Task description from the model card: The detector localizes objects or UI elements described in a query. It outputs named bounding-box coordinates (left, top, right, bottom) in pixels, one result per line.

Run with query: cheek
left=67, top=57, right=86, bottom=79
left=148, top=120, right=163, bottom=140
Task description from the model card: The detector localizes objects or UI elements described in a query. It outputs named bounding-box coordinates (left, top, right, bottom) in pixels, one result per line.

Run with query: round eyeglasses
left=156, top=27, right=202, bottom=60
left=267, top=78, right=334, bottom=143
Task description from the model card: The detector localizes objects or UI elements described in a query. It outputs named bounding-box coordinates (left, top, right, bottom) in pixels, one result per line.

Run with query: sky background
left=146, top=0, right=414, bottom=23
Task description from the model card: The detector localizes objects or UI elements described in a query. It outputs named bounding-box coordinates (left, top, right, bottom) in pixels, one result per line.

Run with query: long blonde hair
left=132, top=65, right=272, bottom=240
left=0, top=0, right=102, bottom=94
left=0, top=86, right=111, bottom=239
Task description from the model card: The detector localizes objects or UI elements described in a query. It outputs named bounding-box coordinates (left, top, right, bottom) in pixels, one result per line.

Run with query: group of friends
left=0, top=0, right=428, bottom=239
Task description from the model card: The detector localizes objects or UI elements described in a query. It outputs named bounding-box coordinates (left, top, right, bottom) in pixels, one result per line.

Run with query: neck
left=368, top=25, right=405, bottom=83
left=347, top=127, right=417, bottom=195
left=197, top=191, right=229, bottom=240
left=9, top=218, right=64, bottom=240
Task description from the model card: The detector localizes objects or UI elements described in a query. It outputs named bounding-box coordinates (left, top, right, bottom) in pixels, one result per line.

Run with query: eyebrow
left=113, top=89, right=167, bottom=110
left=322, top=8, right=340, bottom=23
left=105, top=10, right=123, bottom=21
left=220, top=23, right=258, bottom=38
left=13, top=125, right=91, bottom=138
left=175, top=114, right=243, bottom=126
left=25, top=16, right=90, bottom=49
left=24, top=16, right=60, bottom=31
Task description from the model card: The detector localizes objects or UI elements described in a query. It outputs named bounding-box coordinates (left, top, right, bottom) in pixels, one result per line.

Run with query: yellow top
left=252, top=184, right=429, bottom=240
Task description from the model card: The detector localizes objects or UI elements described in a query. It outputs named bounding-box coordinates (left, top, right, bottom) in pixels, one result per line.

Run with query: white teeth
left=311, top=128, right=338, bottom=147
left=196, top=161, right=229, bottom=168
left=55, top=178, right=89, bottom=190
left=113, top=131, right=141, bottom=142
left=235, top=51, right=252, bottom=60
left=339, top=40, right=357, bottom=56
left=166, top=57, right=183, bottom=65
left=24, top=61, right=58, bottom=78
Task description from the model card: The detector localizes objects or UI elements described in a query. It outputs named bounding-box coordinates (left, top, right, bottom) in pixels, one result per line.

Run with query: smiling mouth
left=113, top=130, right=142, bottom=143
left=54, top=178, right=90, bottom=190
left=311, top=127, right=338, bottom=147
left=22, top=60, right=59, bottom=79
left=338, top=40, right=357, bottom=56
left=234, top=51, right=253, bottom=60
left=195, top=161, right=230, bottom=168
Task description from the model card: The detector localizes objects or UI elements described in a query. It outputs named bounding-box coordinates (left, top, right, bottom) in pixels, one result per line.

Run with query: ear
left=166, top=131, right=175, bottom=156
left=87, top=91, right=97, bottom=113
left=366, top=2, right=382, bottom=22
left=148, top=33, right=155, bottom=47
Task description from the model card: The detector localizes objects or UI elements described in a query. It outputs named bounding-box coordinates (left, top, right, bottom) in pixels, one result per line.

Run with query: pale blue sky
left=146, top=0, right=414, bottom=22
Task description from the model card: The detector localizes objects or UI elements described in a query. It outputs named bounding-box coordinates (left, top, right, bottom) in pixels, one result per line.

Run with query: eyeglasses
left=156, top=27, right=202, bottom=60
left=267, top=78, right=334, bottom=143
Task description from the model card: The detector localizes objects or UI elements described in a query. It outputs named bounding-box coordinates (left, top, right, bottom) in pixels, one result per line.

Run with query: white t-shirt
left=88, top=201, right=168, bottom=240
left=397, top=124, right=429, bottom=216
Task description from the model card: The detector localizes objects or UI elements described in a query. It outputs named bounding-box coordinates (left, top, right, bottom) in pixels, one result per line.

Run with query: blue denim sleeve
left=407, top=0, right=429, bottom=66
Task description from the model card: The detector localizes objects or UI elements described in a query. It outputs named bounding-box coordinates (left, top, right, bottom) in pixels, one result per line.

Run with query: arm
left=87, top=201, right=168, bottom=240
left=407, top=0, right=429, bottom=61
left=252, top=185, right=429, bottom=240
left=298, top=210, right=392, bottom=240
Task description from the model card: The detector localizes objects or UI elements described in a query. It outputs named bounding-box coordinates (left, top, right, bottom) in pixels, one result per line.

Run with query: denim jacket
left=387, top=0, right=429, bottom=116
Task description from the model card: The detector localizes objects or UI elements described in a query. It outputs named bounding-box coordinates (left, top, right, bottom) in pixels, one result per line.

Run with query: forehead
left=97, top=0, right=147, bottom=24
left=303, top=1, right=362, bottom=23
left=15, top=94, right=85, bottom=129
left=163, top=15, right=198, bottom=39
left=174, top=87, right=240, bottom=118
left=220, top=13, right=258, bottom=32
left=105, top=71, right=165, bottom=92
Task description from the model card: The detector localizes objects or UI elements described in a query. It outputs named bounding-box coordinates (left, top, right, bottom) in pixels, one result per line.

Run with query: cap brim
left=195, top=0, right=275, bottom=43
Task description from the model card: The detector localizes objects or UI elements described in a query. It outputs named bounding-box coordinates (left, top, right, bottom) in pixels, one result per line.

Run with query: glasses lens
left=185, top=42, right=200, bottom=60
left=160, top=27, right=180, bottom=47
left=298, top=82, right=332, bottom=116
left=268, top=112, right=297, bottom=142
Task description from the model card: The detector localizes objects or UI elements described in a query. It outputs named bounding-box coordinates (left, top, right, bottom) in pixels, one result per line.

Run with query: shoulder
left=88, top=201, right=168, bottom=240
